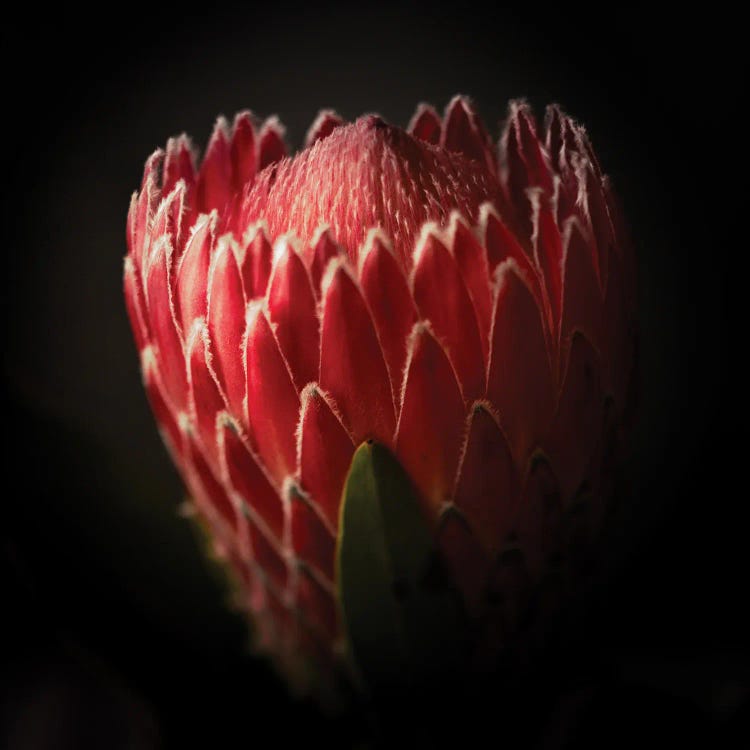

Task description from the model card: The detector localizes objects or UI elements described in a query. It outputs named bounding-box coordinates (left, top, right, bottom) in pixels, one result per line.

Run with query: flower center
left=239, top=115, right=503, bottom=268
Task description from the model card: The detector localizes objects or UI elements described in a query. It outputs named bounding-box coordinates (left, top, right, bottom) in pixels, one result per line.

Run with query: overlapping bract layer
left=124, top=97, right=636, bottom=688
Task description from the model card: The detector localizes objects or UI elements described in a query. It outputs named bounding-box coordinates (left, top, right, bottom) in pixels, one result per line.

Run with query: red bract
left=124, top=96, right=636, bottom=693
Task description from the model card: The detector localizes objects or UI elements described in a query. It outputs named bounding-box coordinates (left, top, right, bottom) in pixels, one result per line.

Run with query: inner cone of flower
left=124, top=97, right=636, bottom=698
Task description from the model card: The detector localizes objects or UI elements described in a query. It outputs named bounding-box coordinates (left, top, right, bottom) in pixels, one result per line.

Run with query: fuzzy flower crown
left=124, top=95, right=636, bottom=692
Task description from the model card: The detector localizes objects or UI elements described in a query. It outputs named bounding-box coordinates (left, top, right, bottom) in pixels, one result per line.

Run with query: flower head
left=124, top=96, right=636, bottom=694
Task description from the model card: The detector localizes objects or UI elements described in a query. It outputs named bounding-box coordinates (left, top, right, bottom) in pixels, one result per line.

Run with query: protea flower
left=123, top=96, right=636, bottom=700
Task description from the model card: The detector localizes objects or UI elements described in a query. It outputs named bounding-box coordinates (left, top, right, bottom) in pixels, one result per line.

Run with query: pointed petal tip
left=359, top=234, right=418, bottom=395
left=297, top=383, right=355, bottom=530
left=243, top=218, right=270, bottom=246
left=305, top=109, right=345, bottom=147
left=165, top=132, right=196, bottom=157
left=143, top=234, right=173, bottom=298
left=259, top=114, right=286, bottom=136
left=395, top=318, right=467, bottom=516
left=165, top=177, right=188, bottom=200
left=491, top=254, right=527, bottom=292
left=319, top=254, right=352, bottom=300
left=400, top=319, right=444, bottom=405
left=308, top=225, right=344, bottom=295
left=507, top=97, right=532, bottom=118
left=163, top=133, right=197, bottom=195
left=270, top=232, right=304, bottom=266
left=244, top=296, right=267, bottom=330
left=358, top=226, right=396, bottom=273
left=298, top=381, right=321, bottom=407
left=411, top=220, right=446, bottom=268
left=266, top=238, right=319, bottom=390
left=143, top=148, right=165, bottom=175
left=229, top=110, right=259, bottom=192
left=363, top=225, right=394, bottom=251
left=405, top=318, right=433, bottom=348
left=150, top=179, right=187, bottom=244
left=442, top=95, right=496, bottom=174
left=408, top=100, right=440, bottom=123
left=544, top=102, right=568, bottom=130
left=298, top=383, right=350, bottom=430
left=309, top=223, right=333, bottom=246
left=206, top=234, right=245, bottom=413
left=468, top=397, right=502, bottom=422
left=258, top=116, right=288, bottom=171
left=297, top=381, right=353, bottom=454
left=407, top=102, right=442, bottom=144
left=208, top=232, right=241, bottom=278
left=319, top=259, right=396, bottom=444
left=216, top=408, right=237, bottom=433
left=476, top=202, right=506, bottom=247
left=411, top=227, right=486, bottom=401
left=211, top=115, right=231, bottom=138
left=244, top=299, right=300, bottom=483
left=232, top=109, right=258, bottom=129
left=445, top=93, right=475, bottom=113
left=487, top=256, right=555, bottom=467
left=194, top=118, right=233, bottom=213
left=445, top=208, right=473, bottom=236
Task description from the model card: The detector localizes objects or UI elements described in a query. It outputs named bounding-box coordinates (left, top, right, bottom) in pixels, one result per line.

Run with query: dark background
left=2, top=4, right=746, bottom=748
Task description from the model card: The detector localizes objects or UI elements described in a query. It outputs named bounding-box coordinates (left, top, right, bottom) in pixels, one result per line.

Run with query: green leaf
left=336, top=441, right=467, bottom=698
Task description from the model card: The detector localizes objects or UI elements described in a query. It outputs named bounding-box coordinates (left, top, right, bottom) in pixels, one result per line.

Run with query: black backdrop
left=2, top=4, right=746, bottom=748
